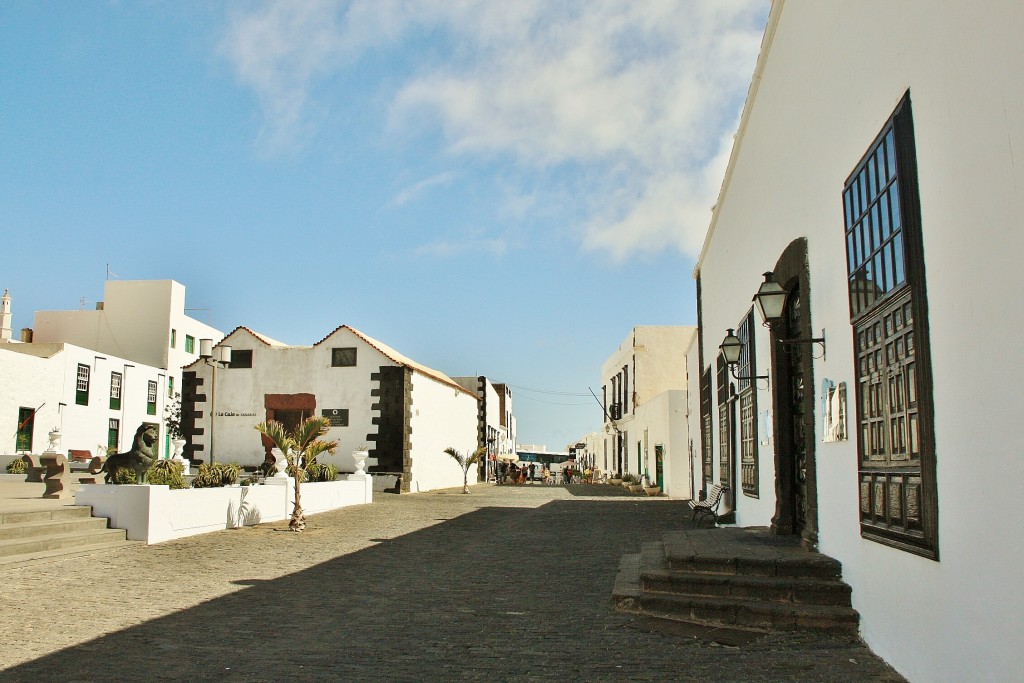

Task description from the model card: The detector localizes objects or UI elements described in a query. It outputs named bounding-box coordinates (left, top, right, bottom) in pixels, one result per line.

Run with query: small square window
left=332, top=348, right=357, bottom=367
left=229, top=350, right=253, bottom=368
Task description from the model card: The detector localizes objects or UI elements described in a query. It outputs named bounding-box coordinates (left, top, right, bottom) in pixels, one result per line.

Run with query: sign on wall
left=322, top=408, right=349, bottom=427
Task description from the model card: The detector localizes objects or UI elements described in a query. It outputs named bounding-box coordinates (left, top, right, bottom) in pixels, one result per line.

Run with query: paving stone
left=0, top=483, right=904, bottom=682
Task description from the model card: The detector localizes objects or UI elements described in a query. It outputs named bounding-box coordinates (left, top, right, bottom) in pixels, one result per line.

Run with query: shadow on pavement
left=0, top=498, right=902, bottom=682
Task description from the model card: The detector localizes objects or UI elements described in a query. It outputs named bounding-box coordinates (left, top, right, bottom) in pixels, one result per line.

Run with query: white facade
left=451, top=376, right=517, bottom=480
left=600, top=326, right=695, bottom=497
left=185, top=325, right=479, bottom=494
left=0, top=340, right=167, bottom=461
left=33, top=279, right=223, bottom=407
left=689, top=2, right=1024, bottom=681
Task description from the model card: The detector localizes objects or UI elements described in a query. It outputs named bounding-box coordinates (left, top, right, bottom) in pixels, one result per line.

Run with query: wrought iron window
left=737, top=312, right=759, bottom=498
left=844, top=93, right=937, bottom=558
left=716, top=355, right=732, bottom=487
left=700, top=366, right=713, bottom=485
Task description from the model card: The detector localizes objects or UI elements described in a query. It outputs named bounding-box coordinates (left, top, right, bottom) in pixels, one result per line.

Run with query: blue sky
left=1, top=1, right=768, bottom=448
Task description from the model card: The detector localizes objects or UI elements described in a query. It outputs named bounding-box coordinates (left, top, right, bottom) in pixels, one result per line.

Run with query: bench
left=689, top=484, right=729, bottom=524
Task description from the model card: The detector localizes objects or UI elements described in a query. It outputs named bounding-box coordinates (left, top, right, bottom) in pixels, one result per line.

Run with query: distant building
left=183, top=325, right=479, bottom=493
left=0, top=336, right=165, bottom=462
left=32, top=279, right=223, bottom=418
left=451, top=376, right=517, bottom=481
left=600, top=326, right=696, bottom=497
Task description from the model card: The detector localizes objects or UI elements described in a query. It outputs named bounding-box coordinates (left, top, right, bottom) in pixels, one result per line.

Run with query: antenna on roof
left=105, top=263, right=119, bottom=280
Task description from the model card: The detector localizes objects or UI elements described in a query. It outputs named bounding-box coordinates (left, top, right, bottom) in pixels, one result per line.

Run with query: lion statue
left=102, top=423, right=159, bottom=484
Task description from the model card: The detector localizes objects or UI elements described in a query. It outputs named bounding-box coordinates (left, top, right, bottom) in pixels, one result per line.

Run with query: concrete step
left=0, top=526, right=127, bottom=560
left=0, top=515, right=112, bottom=542
left=0, top=538, right=133, bottom=570
left=636, top=592, right=860, bottom=634
left=640, top=568, right=853, bottom=607
left=662, top=529, right=843, bottom=579
left=0, top=506, right=94, bottom=526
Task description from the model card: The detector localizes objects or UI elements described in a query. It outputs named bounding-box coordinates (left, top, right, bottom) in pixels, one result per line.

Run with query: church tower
left=0, top=289, right=11, bottom=341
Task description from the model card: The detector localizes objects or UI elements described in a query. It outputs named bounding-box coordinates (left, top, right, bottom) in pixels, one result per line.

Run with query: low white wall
left=75, top=476, right=372, bottom=544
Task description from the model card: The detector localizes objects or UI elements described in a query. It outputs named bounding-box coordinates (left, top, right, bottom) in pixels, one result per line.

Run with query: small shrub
left=6, top=458, right=27, bottom=474
left=285, top=463, right=307, bottom=483
left=191, top=462, right=240, bottom=488
left=147, top=460, right=186, bottom=489
left=240, top=473, right=261, bottom=487
left=112, top=467, right=139, bottom=485
left=305, top=462, right=338, bottom=482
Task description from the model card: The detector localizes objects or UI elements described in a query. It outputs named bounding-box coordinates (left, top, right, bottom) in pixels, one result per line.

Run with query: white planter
left=46, top=431, right=61, bottom=453
left=271, top=448, right=289, bottom=478
left=75, top=478, right=373, bottom=544
left=170, top=438, right=186, bottom=459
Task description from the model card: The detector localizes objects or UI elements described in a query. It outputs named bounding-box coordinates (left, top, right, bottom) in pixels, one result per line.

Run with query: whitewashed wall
left=695, top=2, right=1024, bottom=680
left=0, top=342, right=166, bottom=458
left=408, top=372, right=478, bottom=492
left=191, top=328, right=390, bottom=467
left=630, top=390, right=690, bottom=498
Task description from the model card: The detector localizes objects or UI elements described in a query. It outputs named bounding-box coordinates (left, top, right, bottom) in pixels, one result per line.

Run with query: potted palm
left=444, top=446, right=486, bottom=494
left=255, top=416, right=337, bottom=532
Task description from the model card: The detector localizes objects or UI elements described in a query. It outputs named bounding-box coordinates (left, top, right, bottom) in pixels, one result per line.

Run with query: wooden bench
left=689, top=484, right=729, bottom=524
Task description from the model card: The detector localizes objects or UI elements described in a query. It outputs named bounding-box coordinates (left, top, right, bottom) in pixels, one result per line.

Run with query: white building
left=688, top=2, right=1023, bottom=681
left=451, top=377, right=517, bottom=481
left=183, top=325, right=479, bottom=494
left=33, top=279, right=224, bottom=410
left=600, top=326, right=696, bottom=497
left=1, top=338, right=166, bottom=464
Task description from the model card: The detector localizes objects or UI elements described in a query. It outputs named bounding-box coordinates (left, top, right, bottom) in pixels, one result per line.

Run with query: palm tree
left=255, top=416, right=337, bottom=532
left=444, top=446, right=486, bottom=494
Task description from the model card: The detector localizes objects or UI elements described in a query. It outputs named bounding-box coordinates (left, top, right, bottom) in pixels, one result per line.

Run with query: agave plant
left=255, top=416, right=337, bottom=532
left=444, top=446, right=486, bottom=494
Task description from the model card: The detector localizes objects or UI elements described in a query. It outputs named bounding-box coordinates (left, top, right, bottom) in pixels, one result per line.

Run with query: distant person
left=529, top=463, right=536, bottom=482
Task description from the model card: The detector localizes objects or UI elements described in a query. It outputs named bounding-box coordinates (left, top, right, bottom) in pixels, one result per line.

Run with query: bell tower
left=0, top=289, right=12, bottom=341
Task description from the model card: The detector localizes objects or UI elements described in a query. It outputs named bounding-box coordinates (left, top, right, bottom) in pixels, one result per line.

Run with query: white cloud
left=219, top=0, right=767, bottom=259
left=390, top=171, right=457, bottom=207
left=413, top=237, right=508, bottom=259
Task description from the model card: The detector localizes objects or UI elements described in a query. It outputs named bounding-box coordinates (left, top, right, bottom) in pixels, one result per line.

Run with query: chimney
left=20, top=328, right=33, bottom=343
left=95, top=301, right=104, bottom=310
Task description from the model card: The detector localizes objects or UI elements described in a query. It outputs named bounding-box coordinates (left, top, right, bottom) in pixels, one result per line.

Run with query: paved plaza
left=0, top=483, right=904, bottom=682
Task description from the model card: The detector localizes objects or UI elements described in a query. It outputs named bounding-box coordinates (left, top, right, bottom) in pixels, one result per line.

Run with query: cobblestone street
left=0, top=484, right=903, bottom=682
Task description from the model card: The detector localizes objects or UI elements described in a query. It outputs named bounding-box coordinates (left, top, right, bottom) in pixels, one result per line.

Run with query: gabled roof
left=221, top=326, right=288, bottom=347
left=315, top=324, right=477, bottom=398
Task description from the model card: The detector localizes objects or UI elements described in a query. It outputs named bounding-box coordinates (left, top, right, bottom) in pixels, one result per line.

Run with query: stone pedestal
left=40, top=452, right=70, bottom=499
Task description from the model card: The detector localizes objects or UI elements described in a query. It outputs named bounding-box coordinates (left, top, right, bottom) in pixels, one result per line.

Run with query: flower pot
left=643, top=486, right=661, bottom=496
left=352, top=450, right=369, bottom=476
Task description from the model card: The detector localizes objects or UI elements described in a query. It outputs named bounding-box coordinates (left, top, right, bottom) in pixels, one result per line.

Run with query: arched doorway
left=769, top=240, right=819, bottom=548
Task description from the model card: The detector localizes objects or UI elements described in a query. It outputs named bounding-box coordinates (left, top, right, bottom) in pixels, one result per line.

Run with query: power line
left=506, top=382, right=590, bottom=397
left=513, top=393, right=593, bottom=406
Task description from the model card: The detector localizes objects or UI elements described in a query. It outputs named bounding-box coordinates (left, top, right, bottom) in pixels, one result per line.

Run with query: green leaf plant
left=444, top=446, right=486, bottom=494
left=255, top=416, right=337, bottom=532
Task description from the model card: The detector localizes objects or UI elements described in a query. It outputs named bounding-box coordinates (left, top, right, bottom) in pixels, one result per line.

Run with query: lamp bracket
left=776, top=329, right=826, bottom=359
left=726, top=363, right=770, bottom=389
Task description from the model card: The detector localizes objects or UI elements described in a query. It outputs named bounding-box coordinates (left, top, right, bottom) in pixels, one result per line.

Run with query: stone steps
left=613, top=528, right=860, bottom=636
left=0, top=506, right=129, bottom=568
